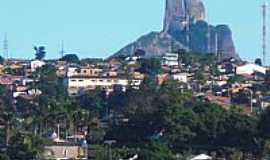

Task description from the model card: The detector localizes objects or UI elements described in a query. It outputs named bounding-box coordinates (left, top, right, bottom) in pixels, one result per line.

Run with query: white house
left=162, top=53, right=179, bottom=66
left=236, top=63, right=266, bottom=75
left=44, top=145, right=87, bottom=160
left=28, top=89, right=42, bottom=96
left=13, top=92, right=27, bottom=98
left=31, top=60, right=45, bottom=72
left=190, top=154, right=212, bottom=160
left=21, top=78, right=34, bottom=86
left=66, top=66, right=79, bottom=77
left=125, top=55, right=141, bottom=65
left=172, top=73, right=188, bottom=83
left=65, top=76, right=143, bottom=95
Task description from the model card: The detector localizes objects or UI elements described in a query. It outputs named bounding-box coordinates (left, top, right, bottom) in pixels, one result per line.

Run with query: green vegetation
left=34, top=46, right=46, bottom=60
left=60, top=54, right=80, bottom=63
left=255, top=58, right=263, bottom=66
left=0, top=55, right=269, bottom=159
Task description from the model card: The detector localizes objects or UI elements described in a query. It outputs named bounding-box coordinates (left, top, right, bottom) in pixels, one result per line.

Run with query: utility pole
left=3, top=34, right=9, bottom=59
left=59, top=40, right=65, bottom=58
left=245, top=88, right=253, bottom=114
left=262, top=0, right=268, bottom=65
left=104, top=140, right=116, bottom=160
left=57, top=123, right=60, bottom=139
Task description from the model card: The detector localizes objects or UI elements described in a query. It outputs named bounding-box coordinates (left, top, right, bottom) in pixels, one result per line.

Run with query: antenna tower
left=3, top=34, right=8, bottom=59
left=262, top=0, right=268, bottom=65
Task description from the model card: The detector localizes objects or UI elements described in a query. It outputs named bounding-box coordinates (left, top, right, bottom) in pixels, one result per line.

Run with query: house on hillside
left=30, top=60, right=45, bottom=72
left=190, top=154, right=212, bottom=160
left=44, top=144, right=88, bottom=160
left=236, top=63, right=266, bottom=75
left=162, top=53, right=179, bottom=66
left=172, top=73, right=188, bottom=83
left=64, top=75, right=143, bottom=96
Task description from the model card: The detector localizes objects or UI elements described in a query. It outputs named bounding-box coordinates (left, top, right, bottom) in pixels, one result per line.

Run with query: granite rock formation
left=163, top=0, right=205, bottom=33
left=112, top=0, right=238, bottom=59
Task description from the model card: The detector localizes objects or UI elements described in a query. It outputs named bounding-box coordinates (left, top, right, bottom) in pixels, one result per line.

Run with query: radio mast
left=3, top=34, right=8, bottom=59
left=262, top=0, right=268, bottom=65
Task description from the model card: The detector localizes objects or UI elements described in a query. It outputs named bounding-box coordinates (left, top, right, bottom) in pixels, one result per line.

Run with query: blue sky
left=0, top=0, right=266, bottom=62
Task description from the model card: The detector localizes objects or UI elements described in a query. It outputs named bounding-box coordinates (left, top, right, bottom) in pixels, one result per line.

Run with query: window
left=79, top=80, right=83, bottom=82
left=71, top=80, right=76, bottom=82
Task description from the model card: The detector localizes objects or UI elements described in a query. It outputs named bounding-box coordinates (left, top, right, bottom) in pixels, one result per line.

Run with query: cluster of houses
left=1, top=52, right=270, bottom=159
left=0, top=56, right=145, bottom=159
left=63, top=64, right=144, bottom=96
left=0, top=56, right=145, bottom=100
left=0, top=53, right=268, bottom=108
left=161, top=52, right=270, bottom=114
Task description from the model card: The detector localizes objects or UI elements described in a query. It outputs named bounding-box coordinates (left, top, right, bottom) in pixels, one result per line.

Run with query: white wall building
left=172, top=73, right=188, bottom=83
left=30, top=60, right=45, bottom=72
left=162, top=53, right=179, bottom=66
left=65, top=76, right=143, bottom=95
left=236, top=63, right=266, bottom=75
left=66, top=67, right=78, bottom=77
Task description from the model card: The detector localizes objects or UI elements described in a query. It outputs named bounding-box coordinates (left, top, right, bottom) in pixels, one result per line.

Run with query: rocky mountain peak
left=163, top=0, right=206, bottom=33
left=111, top=0, right=239, bottom=59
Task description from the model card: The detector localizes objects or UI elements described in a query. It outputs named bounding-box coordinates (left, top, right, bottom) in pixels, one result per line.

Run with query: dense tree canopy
left=60, top=54, right=80, bottom=63
left=34, top=46, right=46, bottom=60
left=1, top=54, right=270, bottom=159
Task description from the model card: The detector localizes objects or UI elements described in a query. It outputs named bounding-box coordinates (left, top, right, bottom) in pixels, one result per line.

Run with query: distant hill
left=111, top=0, right=239, bottom=59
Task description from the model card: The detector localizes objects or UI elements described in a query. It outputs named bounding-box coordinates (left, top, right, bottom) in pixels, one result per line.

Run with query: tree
left=36, top=64, right=67, bottom=101
left=258, top=109, right=270, bottom=159
left=7, top=133, right=47, bottom=160
left=193, top=103, right=226, bottom=145
left=140, top=141, right=174, bottom=160
left=255, top=58, right=263, bottom=66
left=227, top=75, right=244, bottom=84
left=0, top=56, right=5, bottom=65
left=80, top=58, right=103, bottom=65
left=0, top=154, right=9, bottom=160
left=194, top=70, right=205, bottom=83
left=221, top=111, right=258, bottom=150
left=34, top=46, right=46, bottom=60
left=79, top=89, right=107, bottom=116
left=134, top=49, right=146, bottom=57
left=60, top=54, right=79, bottom=63
left=176, top=49, right=186, bottom=68
left=139, top=58, right=161, bottom=76
left=107, top=86, right=127, bottom=113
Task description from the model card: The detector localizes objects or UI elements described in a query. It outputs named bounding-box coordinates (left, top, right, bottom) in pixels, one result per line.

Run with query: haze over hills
left=112, top=0, right=239, bottom=59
